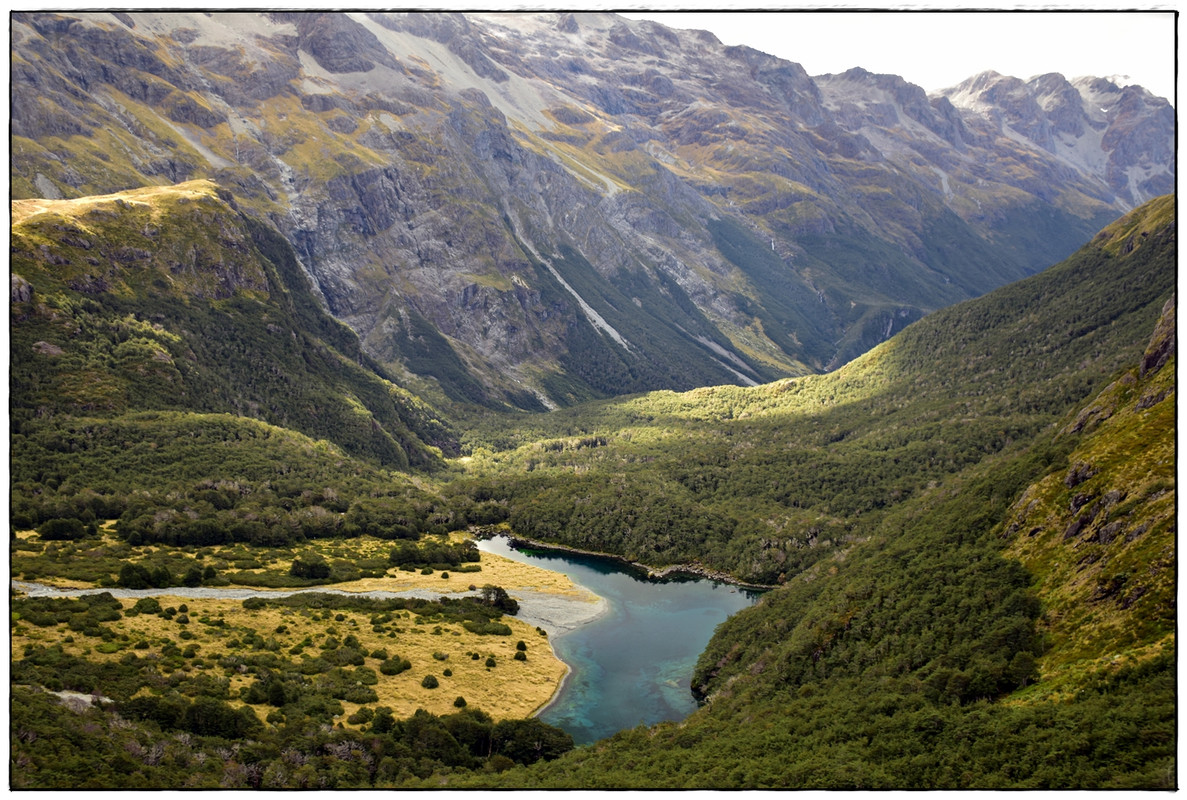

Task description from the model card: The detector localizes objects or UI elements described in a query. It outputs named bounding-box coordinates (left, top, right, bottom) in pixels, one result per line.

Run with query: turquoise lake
left=478, top=536, right=761, bottom=746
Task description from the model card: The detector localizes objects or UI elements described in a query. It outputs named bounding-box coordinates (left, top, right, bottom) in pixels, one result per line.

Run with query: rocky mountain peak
left=817, top=67, right=966, bottom=146
left=938, top=68, right=1172, bottom=208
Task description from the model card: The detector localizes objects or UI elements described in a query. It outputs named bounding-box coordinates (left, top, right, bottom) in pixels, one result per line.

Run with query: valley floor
left=11, top=537, right=603, bottom=722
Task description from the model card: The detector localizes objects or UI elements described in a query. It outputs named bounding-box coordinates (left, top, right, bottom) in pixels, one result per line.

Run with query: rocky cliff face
left=9, top=11, right=1175, bottom=408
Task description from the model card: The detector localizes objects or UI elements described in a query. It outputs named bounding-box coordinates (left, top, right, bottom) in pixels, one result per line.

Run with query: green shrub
left=37, top=518, right=89, bottom=541
left=379, top=657, right=411, bottom=676
left=462, top=620, right=513, bottom=636
left=347, top=706, right=374, bottom=725
left=342, top=685, right=379, bottom=704
left=478, top=585, right=519, bottom=615
left=421, top=675, right=439, bottom=689
left=131, top=597, right=162, bottom=615
left=290, top=556, right=330, bottom=580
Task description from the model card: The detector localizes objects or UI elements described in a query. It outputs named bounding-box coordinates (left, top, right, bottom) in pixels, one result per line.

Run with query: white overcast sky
left=6, top=5, right=1175, bottom=103
left=621, top=10, right=1177, bottom=104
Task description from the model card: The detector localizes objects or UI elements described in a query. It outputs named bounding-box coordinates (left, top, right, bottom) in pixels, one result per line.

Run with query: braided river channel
left=477, top=536, right=761, bottom=745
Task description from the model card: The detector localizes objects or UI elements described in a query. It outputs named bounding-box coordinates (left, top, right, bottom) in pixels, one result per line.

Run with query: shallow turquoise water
left=478, top=536, right=760, bottom=746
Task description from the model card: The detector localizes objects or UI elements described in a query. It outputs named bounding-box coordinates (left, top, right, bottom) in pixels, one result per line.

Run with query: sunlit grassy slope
left=456, top=196, right=1175, bottom=586
left=1001, top=296, right=1175, bottom=700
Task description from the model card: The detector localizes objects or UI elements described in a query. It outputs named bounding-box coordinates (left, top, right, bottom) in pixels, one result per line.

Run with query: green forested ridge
left=9, top=190, right=1175, bottom=788
left=8, top=409, right=494, bottom=560
left=438, top=196, right=1175, bottom=788
left=10, top=182, right=453, bottom=470
left=8, top=183, right=499, bottom=553
left=457, top=195, right=1174, bottom=584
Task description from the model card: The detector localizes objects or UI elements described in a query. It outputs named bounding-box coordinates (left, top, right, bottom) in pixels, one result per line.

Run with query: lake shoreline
left=12, top=576, right=610, bottom=724
left=9, top=579, right=609, bottom=633
left=498, top=534, right=776, bottom=592
left=523, top=592, right=613, bottom=720
left=479, top=534, right=759, bottom=745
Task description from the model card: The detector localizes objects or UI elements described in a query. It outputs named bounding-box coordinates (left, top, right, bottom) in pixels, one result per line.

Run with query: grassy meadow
left=12, top=528, right=586, bottom=723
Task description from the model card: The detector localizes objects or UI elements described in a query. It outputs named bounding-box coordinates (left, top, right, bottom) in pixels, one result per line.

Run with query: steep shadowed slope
left=10, top=180, right=453, bottom=469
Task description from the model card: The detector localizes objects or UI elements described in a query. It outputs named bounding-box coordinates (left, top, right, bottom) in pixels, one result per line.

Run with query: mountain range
left=10, top=11, right=1174, bottom=409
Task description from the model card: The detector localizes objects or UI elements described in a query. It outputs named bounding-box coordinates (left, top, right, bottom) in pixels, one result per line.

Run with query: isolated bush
left=379, top=657, right=411, bottom=676
left=478, top=585, right=519, bottom=615
left=131, top=597, right=162, bottom=615
left=462, top=620, right=513, bottom=636
left=347, top=706, right=374, bottom=725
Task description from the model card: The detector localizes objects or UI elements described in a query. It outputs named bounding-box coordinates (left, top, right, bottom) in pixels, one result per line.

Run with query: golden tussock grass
left=12, top=543, right=579, bottom=723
